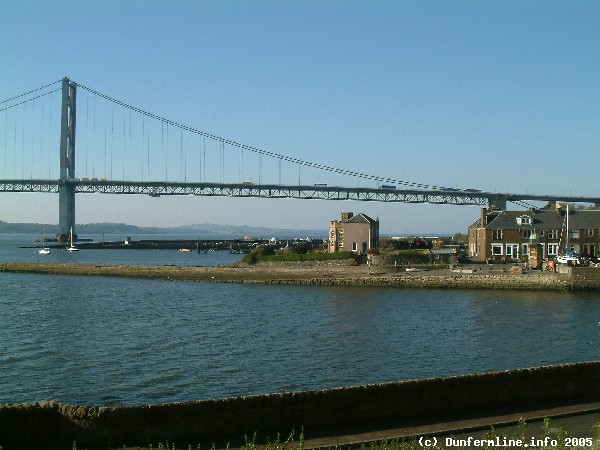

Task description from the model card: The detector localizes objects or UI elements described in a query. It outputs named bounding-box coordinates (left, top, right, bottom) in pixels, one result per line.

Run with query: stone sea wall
left=3, top=262, right=600, bottom=290
left=1, top=361, right=599, bottom=448
left=241, top=272, right=577, bottom=289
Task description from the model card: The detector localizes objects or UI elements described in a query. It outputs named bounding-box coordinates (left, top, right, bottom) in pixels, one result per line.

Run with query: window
left=522, top=243, right=529, bottom=255
left=547, top=229, right=558, bottom=239
left=491, top=244, right=503, bottom=256
left=547, top=243, right=559, bottom=255
left=584, top=229, right=594, bottom=237
left=338, top=241, right=344, bottom=247
left=521, top=229, right=532, bottom=239
left=570, top=230, right=580, bottom=239
left=492, top=229, right=503, bottom=240
left=505, top=244, right=519, bottom=259
left=352, top=242, right=357, bottom=251
left=516, top=215, right=532, bottom=225
left=583, top=244, right=597, bottom=256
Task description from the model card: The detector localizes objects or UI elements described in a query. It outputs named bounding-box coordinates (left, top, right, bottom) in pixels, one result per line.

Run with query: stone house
left=329, top=212, right=379, bottom=254
left=468, top=205, right=600, bottom=261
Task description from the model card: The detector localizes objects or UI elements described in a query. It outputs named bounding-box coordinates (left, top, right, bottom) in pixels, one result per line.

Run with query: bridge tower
left=56, top=77, right=77, bottom=242
left=488, top=194, right=507, bottom=211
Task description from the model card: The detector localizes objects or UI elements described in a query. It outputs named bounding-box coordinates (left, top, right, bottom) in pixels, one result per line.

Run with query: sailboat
left=555, top=205, right=580, bottom=265
left=66, top=227, right=79, bottom=252
left=38, top=228, right=51, bottom=254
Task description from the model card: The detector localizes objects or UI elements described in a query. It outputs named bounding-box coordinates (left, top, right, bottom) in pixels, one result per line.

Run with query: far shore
left=3, top=261, right=600, bottom=291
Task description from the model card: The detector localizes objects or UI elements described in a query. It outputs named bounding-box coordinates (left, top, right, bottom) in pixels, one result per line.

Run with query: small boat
left=66, top=227, right=79, bottom=252
left=179, top=248, right=191, bottom=253
left=38, top=247, right=51, bottom=255
left=405, top=267, right=428, bottom=272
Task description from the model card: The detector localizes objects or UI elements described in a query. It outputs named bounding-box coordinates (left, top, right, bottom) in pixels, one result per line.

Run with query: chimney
left=341, top=211, right=353, bottom=222
left=480, top=208, right=487, bottom=227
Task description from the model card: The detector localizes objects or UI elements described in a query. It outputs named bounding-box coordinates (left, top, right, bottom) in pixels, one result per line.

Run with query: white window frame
left=491, top=244, right=503, bottom=256
left=547, top=243, right=559, bottom=256
left=548, top=229, right=558, bottom=239
left=522, top=243, right=529, bottom=256
left=505, top=244, right=519, bottom=259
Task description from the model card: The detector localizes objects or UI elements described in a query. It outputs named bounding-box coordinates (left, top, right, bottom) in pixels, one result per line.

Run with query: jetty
left=24, top=238, right=263, bottom=253
left=2, top=261, right=600, bottom=291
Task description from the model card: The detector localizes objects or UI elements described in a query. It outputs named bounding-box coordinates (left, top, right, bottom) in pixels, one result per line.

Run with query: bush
left=244, top=250, right=354, bottom=264
left=242, top=245, right=275, bottom=264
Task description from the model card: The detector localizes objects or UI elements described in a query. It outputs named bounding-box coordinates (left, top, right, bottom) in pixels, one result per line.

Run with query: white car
left=555, top=254, right=581, bottom=265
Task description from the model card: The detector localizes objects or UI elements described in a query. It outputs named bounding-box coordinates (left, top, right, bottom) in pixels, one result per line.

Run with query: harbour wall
left=1, top=361, right=599, bottom=448
left=3, top=261, right=600, bottom=291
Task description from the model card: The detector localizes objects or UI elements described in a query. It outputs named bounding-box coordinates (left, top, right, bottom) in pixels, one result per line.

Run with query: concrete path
left=301, top=401, right=600, bottom=449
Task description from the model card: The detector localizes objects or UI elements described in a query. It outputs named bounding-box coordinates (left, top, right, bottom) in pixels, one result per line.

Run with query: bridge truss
left=3, top=179, right=599, bottom=209
left=0, top=179, right=491, bottom=205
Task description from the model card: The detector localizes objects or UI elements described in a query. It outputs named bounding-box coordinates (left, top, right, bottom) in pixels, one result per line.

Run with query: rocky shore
left=3, top=261, right=600, bottom=291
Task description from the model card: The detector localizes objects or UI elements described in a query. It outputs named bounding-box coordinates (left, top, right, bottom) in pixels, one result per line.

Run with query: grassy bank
left=8, top=418, right=599, bottom=450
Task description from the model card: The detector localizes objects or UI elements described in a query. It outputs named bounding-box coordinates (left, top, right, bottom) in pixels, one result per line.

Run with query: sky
left=1, top=0, right=599, bottom=236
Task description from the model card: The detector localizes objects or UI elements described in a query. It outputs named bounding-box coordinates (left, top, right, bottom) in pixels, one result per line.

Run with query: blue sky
left=1, top=0, right=599, bottom=235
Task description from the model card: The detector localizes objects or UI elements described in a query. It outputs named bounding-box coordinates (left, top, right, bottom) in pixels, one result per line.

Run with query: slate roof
left=346, top=213, right=378, bottom=224
left=469, top=209, right=600, bottom=230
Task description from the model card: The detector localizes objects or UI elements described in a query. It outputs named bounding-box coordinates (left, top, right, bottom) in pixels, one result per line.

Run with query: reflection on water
left=1, top=234, right=599, bottom=406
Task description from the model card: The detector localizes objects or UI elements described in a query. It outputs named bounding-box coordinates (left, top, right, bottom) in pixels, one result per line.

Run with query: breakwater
left=26, top=238, right=265, bottom=251
left=1, top=361, right=599, bottom=448
left=2, top=261, right=600, bottom=291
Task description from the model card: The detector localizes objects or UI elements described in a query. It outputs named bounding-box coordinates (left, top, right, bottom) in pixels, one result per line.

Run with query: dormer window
left=516, top=215, right=532, bottom=225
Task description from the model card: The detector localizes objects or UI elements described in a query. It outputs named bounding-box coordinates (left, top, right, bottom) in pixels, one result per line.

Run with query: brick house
left=329, top=212, right=379, bottom=254
left=468, top=205, right=600, bottom=261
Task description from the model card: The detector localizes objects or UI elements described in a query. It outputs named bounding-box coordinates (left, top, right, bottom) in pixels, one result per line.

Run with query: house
left=329, top=212, right=379, bottom=254
left=468, top=205, right=600, bottom=261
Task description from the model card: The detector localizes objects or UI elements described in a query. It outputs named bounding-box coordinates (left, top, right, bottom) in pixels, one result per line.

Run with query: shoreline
left=3, top=261, right=600, bottom=291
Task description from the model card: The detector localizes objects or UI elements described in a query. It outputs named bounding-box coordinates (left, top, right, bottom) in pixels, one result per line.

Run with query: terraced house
left=468, top=205, right=600, bottom=261
left=329, top=211, right=379, bottom=255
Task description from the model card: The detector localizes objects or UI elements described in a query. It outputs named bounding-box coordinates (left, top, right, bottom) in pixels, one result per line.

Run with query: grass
left=24, top=418, right=600, bottom=450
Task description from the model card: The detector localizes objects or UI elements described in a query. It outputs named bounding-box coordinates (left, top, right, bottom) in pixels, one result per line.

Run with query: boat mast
left=566, top=204, right=570, bottom=252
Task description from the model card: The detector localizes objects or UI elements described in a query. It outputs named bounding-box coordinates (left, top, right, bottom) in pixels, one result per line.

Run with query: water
left=1, top=234, right=599, bottom=406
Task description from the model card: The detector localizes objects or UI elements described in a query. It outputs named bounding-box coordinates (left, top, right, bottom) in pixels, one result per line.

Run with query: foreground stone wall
left=1, top=361, right=599, bottom=448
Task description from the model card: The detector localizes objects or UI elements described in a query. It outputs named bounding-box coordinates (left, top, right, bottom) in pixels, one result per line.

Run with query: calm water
left=1, top=234, right=599, bottom=406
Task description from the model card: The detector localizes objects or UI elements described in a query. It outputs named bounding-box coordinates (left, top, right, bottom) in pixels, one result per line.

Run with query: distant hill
left=0, top=220, right=326, bottom=239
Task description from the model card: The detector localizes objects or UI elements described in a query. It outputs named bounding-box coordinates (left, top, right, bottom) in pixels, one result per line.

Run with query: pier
left=24, top=238, right=264, bottom=253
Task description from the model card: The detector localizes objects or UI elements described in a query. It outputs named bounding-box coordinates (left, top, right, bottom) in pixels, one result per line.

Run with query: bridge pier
left=57, top=78, right=77, bottom=242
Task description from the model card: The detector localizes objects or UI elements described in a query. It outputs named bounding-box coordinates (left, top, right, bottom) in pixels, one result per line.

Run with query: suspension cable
left=0, top=88, right=61, bottom=113
left=0, top=80, right=62, bottom=105
left=77, top=82, right=446, bottom=190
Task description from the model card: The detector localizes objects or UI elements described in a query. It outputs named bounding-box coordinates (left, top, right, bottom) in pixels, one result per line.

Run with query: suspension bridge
left=1, top=78, right=599, bottom=240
